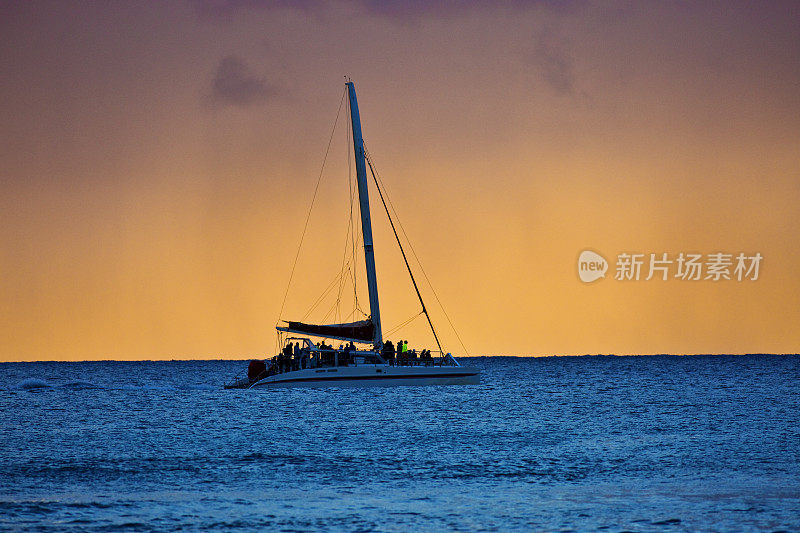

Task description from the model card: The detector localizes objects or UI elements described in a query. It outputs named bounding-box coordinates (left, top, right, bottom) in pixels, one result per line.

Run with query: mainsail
left=283, top=319, right=375, bottom=343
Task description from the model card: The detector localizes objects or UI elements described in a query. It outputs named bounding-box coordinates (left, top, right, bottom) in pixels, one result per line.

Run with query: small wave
left=116, top=383, right=217, bottom=391
left=59, top=381, right=103, bottom=390
left=64, top=501, right=114, bottom=510
left=94, top=521, right=149, bottom=531
left=119, top=384, right=176, bottom=391
left=652, top=518, right=682, bottom=526
left=180, top=384, right=217, bottom=391
left=14, top=378, right=53, bottom=390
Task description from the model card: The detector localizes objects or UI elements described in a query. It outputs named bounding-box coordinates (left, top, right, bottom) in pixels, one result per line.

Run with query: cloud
left=531, top=33, right=575, bottom=95
left=211, top=55, right=276, bottom=107
left=191, top=0, right=321, bottom=19
left=360, top=0, right=580, bottom=21
left=192, top=0, right=580, bottom=20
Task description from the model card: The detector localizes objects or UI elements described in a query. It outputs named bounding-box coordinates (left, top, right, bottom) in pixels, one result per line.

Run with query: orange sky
left=1, top=1, right=799, bottom=361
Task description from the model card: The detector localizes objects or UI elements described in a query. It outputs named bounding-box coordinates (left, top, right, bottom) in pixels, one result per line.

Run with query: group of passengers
left=381, top=340, right=435, bottom=366
left=277, top=340, right=361, bottom=372
left=277, top=342, right=306, bottom=373
left=273, top=338, right=436, bottom=373
left=320, top=341, right=357, bottom=366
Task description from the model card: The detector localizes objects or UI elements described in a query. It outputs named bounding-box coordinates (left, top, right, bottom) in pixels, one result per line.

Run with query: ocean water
left=0, top=355, right=798, bottom=532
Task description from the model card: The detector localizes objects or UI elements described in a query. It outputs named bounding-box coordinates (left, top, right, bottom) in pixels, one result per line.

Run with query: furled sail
left=283, top=319, right=375, bottom=343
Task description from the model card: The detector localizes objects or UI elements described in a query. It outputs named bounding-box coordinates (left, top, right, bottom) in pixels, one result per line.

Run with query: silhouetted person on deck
left=382, top=340, right=395, bottom=365
left=342, top=342, right=352, bottom=366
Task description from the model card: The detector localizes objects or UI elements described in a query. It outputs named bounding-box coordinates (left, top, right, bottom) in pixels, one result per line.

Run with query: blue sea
left=1, top=355, right=798, bottom=532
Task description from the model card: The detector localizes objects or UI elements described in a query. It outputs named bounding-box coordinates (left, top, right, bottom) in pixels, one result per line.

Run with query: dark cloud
left=360, top=0, right=580, bottom=20
left=360, top=0, right=471, bottom=20
left=191, top=0, right=322, bottom=19
left=211, top=55, right=276, bottom=107
left=531, top=33, right=574, bottom=95
left=192, top=0, right=580, bottom=20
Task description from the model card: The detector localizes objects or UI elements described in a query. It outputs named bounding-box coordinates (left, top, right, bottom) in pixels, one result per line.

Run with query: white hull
left=249, top=365, right=480, bottom=389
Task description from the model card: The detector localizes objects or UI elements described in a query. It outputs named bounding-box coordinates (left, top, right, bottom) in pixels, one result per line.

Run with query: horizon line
left=1, top=353, right=798, bottom=364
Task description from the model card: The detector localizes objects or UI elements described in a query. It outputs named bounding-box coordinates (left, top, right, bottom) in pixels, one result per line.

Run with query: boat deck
left=225, top=350, right=478, bottom=389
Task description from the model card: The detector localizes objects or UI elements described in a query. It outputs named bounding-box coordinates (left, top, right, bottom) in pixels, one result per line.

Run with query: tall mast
left=346, top=81, right=382, bottom=347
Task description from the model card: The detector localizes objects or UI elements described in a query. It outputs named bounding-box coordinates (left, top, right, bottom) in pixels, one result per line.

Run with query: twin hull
left=249, top=365, right=480, bottom=389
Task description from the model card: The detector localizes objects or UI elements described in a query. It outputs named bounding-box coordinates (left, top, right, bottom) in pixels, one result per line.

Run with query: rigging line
left=365, top=155, right=444, bottom=355
left=337, top=201, right=360, bottom=314
left=334, top=266, right=350, bottom=321
left=324, top=289, right=357, bottom=324
left=347, top=98, right=360, bottom=316
left=344, top=298, right=367, bottom=323
left=348, top=263, right=367, bottom=319
left=302, top=262, right=351, bottom=321
left=364, top=147, right=470, bottom=357
left=343, top=264, right=366, bottom=318
left=321, top=297, right=339, bottom=323
left=385, top=310, right=425, bottom=337
left=336, top=94, right=356, bottom=323
left=335, top=266, right=365, bottom=323
left=276, top=87, right=347, bottom=327
left=335, top=199, right=354, bottom=321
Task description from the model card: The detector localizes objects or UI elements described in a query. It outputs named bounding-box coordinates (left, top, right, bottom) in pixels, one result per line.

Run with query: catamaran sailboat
left=225, top=81, right=480, bottom=389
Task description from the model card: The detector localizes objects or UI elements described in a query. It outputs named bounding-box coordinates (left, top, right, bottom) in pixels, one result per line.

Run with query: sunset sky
left=1, top=1, right=798, bottom=361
